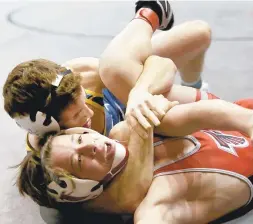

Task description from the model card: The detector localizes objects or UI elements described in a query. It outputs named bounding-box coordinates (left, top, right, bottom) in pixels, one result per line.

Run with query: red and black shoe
left=135, top=0, right=174, bottom=31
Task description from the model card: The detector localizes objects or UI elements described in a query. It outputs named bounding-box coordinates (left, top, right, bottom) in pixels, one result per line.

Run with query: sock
left=181, top=79, right=203, bottom=89
left=134, top=8, right=159, bottom=32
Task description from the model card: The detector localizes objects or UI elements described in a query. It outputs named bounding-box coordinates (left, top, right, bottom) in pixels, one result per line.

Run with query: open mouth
left=83, top=119, right=91, bottom=128
left=105, top=142, right=115, bottom=159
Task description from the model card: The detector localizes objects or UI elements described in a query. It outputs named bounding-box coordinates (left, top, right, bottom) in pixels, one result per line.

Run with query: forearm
left=130, top=56, right=177, bottom=95
left=155, top=99, right=253, bottom=137
left=114, top=122, right=154, bottom=204
left=163, top=84, right=198, bottom=104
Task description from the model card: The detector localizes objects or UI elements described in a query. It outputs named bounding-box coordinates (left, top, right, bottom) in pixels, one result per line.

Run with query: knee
left=190, top=20, right=212, bottom=48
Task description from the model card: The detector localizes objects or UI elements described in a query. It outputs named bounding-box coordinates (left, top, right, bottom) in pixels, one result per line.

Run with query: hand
left=126, top=90, right=178, bottom=138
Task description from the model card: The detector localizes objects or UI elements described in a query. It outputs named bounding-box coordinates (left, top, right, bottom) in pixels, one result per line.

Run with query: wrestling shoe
left=135, top=0, right=174, bottom=30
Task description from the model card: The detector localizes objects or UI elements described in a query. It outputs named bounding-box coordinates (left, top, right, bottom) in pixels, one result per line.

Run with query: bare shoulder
left=63, top=57, right=99, bottom=73
left=63, top=57, right=105, bottom=91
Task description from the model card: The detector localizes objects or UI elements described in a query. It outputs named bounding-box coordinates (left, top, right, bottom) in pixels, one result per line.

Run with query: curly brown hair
left=3, top=59, right=82, bottom=122
left=16, top=133, right=56, bottom=207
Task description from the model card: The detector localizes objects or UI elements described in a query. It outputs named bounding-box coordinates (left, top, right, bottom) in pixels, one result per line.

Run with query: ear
left=47, top=177, right=73, bottom=199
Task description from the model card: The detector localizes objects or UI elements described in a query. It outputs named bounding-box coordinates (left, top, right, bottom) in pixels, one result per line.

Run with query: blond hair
left=16, top=132, right=70, bottom=208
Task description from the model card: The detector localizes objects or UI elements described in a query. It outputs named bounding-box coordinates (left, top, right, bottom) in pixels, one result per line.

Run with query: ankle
left=134, top=8, right=159, bottom=32
left=181, top=79, right=203, bottom=89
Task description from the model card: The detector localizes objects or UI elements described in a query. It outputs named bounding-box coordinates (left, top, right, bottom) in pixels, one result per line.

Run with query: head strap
left=44, top=127, right=129, bottom=203
left=14, top=68, right=72, bottom=136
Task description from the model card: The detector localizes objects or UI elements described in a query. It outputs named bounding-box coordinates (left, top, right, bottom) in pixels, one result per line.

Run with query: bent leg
left=152, top=20, right=211, bottom=86
left=99, top=1, right=174, bottom=102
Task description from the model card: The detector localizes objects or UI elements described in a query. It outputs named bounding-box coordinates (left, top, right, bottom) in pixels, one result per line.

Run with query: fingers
left=133, top=109, right=152, bottom=130
left=163, top=100, right=179, bottom=111
left=126, top=115, right=148, bottom=139
left=171, top=101, right=179, bottom=107
left=153, top=95, right=179, bottom=114
left=146, top=95, right=173, bottom=119
left=146, top=99, right=165, bottom=119
left=125, top=92, right=180, bottom=136
left=130, top=101, right=161, bottom=129
left=138, top=103, right=161, bottom=126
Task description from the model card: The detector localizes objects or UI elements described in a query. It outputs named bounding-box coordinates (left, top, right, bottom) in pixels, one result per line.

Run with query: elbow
left=146, top=56, right=177, bottom=94
left=166, top=58, right=177, bottom=73
left=163, top=58, right=178, bottom=75
left=145, top=56, right=177, bottom=72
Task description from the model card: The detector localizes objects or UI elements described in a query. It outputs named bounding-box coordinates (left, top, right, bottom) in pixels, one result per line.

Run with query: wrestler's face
left=59, top=87, right=94, bottom=129
left=50, top=129, right=116, bottom=181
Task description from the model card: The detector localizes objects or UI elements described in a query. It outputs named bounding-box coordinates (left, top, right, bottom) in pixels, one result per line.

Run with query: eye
left=78, top=135, right=82, bottom=144
left=78, top=154, right=82, bottom=170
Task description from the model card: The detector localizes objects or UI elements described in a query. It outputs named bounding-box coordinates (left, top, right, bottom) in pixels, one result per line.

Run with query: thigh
left=151, top=20, right=211, bottom=68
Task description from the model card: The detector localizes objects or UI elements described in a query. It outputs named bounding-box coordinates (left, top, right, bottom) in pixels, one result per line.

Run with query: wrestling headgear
left=44, top=127, right=129, bottom=203
left=14, top=69, right=72, bottom=136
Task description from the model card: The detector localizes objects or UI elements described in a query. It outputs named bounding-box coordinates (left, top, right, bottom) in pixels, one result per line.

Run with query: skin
left=27, top=19, right=212, bottom=150
left=59, top=87, right=94, bottom=129
left=48, top=122, right=251, bottom=223
left=45, top=95, right=253, bottom=223
left=27, top=56, right=178, bottom=150
left=58, top=19, right=212, bottom=132
left=50, top=129, right=115, bottom=181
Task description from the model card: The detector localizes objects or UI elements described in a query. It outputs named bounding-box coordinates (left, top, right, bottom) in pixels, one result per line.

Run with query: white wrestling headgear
left=45, top=127, right=129, bottom=203
left=14, top=69, right=72, bottom=136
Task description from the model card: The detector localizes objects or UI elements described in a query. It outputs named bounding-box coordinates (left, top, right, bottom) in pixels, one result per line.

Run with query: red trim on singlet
left=195, top=90, right=220, bottom=102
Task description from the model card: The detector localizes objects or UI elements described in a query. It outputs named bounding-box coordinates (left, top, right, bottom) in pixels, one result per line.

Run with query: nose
left=76, top=142, right=95, bottom=156
left=83, top=103, right=94, bottom=117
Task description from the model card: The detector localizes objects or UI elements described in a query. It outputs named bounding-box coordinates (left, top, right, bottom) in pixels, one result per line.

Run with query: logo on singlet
left=202, top=130, right=249, bottom=157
